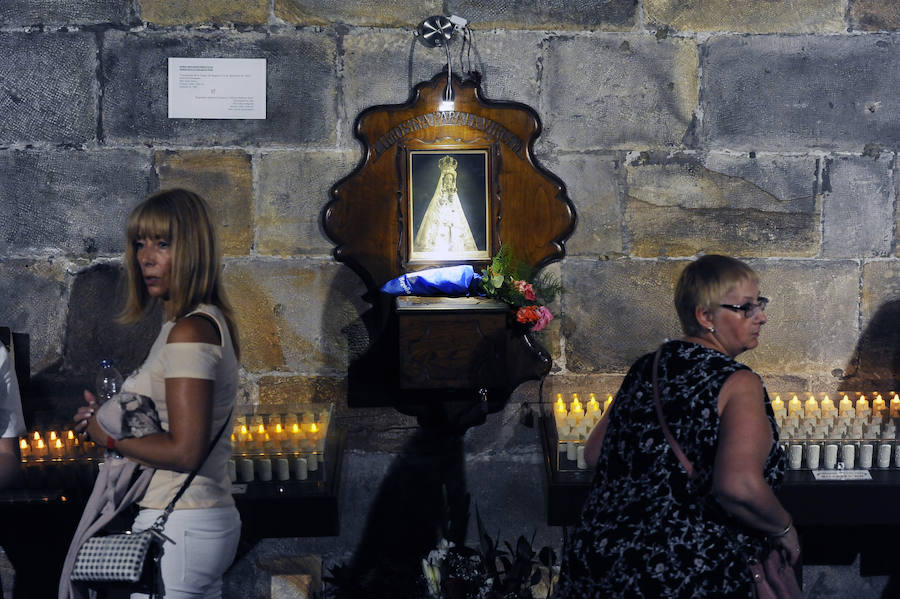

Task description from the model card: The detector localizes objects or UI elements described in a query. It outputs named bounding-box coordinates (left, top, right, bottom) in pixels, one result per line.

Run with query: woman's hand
left=773, top=525, right=801, bottom=566
left=73, top=390, right=108, bottom=447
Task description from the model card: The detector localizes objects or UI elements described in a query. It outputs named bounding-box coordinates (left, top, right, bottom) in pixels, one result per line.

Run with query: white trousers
left=130, top=505, right=241, bottom=599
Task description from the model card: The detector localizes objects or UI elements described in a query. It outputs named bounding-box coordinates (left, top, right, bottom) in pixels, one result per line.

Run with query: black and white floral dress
left=556, top=340, right=785, bottom=599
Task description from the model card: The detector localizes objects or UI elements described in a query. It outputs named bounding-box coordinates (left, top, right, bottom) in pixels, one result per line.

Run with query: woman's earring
left=707, top=326, right=715, bottom=333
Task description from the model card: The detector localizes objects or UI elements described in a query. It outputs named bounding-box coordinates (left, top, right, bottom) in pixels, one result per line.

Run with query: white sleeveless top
left=123, top=304, right=238, bottom=510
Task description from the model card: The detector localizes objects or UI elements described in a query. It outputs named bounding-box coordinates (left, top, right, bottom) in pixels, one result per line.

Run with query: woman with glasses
left=556, top=254, right=798, bottom=598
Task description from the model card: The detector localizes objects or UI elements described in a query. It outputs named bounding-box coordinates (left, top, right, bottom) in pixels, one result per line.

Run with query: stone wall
left=1, top=1, right=898, bottom=597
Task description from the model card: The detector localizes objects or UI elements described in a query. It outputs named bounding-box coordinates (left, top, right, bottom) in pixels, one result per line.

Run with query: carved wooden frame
left=324, top=72, right=576, bottom=300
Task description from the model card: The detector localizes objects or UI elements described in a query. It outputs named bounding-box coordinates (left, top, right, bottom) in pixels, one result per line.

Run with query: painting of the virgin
left=409, top=150, right=489, bottom=262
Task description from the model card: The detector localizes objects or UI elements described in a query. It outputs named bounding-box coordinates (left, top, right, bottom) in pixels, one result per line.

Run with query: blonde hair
left=119, top=189, right=240, bottom=359
left=674, top=255, right=759, bottom=337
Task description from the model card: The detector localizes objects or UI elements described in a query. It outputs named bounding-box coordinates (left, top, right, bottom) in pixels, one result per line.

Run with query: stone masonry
left=1, top=1, right=898, bottom=597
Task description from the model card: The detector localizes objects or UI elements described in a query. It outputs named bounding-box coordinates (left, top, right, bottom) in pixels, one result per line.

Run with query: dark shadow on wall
left=838, top=299, right=900, bottom=393
left=328, top=428, right=468, bottom=599
left=24, top=262, right=160, bottom=427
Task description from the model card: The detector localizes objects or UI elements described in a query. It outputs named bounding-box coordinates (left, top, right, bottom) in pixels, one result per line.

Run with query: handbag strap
left=652, top=346, right=697, bottom=480
left=150, top=408, right=233, bottom=531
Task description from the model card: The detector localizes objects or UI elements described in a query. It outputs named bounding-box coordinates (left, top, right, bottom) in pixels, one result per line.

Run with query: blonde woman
left=73, top=189, right=241, bottom=598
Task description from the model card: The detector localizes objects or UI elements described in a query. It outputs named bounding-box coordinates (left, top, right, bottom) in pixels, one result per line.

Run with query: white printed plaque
left=168, top=58, right=266, bottom=119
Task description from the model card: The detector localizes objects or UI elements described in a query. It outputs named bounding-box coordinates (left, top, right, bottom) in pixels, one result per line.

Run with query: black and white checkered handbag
left=71, top=529, right=163, bottom=590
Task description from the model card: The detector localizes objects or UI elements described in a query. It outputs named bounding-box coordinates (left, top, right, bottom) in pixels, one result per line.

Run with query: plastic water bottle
left=95, top=359, right=123, bottom=404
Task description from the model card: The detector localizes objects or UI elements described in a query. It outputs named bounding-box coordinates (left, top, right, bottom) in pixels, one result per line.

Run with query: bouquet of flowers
left=479, top=246, right=562, bottom=333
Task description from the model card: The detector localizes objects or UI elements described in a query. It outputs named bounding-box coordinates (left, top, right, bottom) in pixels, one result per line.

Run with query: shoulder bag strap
left=652, top=346, right=697, bottom=480
left=151, top=408, right=233, bottom=531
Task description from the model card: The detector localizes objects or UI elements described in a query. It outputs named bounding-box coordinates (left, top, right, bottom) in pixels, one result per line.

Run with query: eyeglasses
left=719, top=297, right=769, bottom=319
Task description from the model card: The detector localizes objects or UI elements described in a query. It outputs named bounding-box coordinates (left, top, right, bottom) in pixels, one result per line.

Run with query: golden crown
left=438, top=155, right=458, bottom=172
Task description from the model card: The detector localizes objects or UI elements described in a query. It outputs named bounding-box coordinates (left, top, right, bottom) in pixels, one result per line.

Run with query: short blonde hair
left=674, top=255, right=759, bottom=337
left=119, top=189, right=240, bottom=358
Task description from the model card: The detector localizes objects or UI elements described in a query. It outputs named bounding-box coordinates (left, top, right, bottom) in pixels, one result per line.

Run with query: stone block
left=0, top=32, right=97, bottom=144
left=256, top=150, right=356, bottom=255
left=259, top=554, right=321, bottom=599
left=155, top=150, right=254, bottom=256
left=821, top=155, right=893, bottom=258
left=645, top=0, right=844, bottom=33
left=850, top=0, right=900, bottom=31
left=562, top=258, right=684, bottom=373
left=450, top=31, right=544, bottom=108
left=556, top=153, right=623, bottom=257
left=0, top=260, right=69, bottom=373
left=625, top=153, right=819, bottom=258
left=445, top=0, right=637, bottom=30
left=0, top=149, right=153, bottom=256
left=275, top=0, right=441, bottom=26
left=103, top=30, right=337, bottom=146
left=224, top=259, right=368, bottom=373
left=0, top=1, right=130, bottom=26
left=139, top=0, right=268, bottom=25
left=340, top=29, right=447, bottom=146
left=742, top=260, right=859, bottom=378
left=542, top=36, right=698, bottom=151
left=701, top=35, right=900, bottom=151
left=257, top=375, right=346, bottom=407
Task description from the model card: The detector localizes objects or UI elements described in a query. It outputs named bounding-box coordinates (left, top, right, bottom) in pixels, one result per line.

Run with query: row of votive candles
left=552, top=393, right=613, bottom=443
left=18, top=429, right=101, bottom=461
left=775, top=393, right=900, bottom=470
left=232, top=411, right=329, bottom=457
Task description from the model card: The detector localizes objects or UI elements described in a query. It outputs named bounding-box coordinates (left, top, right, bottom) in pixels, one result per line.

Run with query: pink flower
left=514, top=280, right=536, bottom=301
left=530, top=306, right=554, bottom=332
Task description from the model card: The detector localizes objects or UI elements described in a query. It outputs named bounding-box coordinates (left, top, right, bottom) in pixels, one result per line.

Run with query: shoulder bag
left=70, top=410, right=232, bottom=596
left=651, top=347, right=802, bottom=599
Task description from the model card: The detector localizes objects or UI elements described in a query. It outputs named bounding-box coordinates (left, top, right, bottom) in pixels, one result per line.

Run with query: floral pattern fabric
left=556, top=340, right=785, bottom=599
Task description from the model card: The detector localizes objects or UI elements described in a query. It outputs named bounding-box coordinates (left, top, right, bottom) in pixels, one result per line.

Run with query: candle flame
left=275, top=424, right=283, bottom=434
left=310, top=423, right=318, bottom=433
left=67, top=430, right=75, bottom=440
left=49, top=431, right=58, bottom=441
left=19, top=438, right=27, bottom=450
left=36, top=439, right=46, bottom=449
left=54, top=439, right=63, bottom=449
left=32, top=431, right=41, bottom=441
left=292, top=423, right=300, bottom=434
left=257, top=424, right=265, bottom=434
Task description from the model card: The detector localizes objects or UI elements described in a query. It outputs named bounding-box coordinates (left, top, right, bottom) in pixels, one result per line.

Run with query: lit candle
left=856, top=394, right=870, bottom=417
left=554, top=394, right=567, bottom=427
left=18, top=437, right=30, bottom=460
left=604, top=394, right=613, bottom=412
left=569, top=396, right=584, bottom=425
left=839, top=394, right=853, bottom=417
left=804, top=395, right=819, bottom=419
left=50, top=438, right=64, bottom=458
left=771, top=395, right=784, bottom=413
left=586, top=393, right=601, bottom=416
left=890, top=393, right=900, bottom=417
left=872, top=394, right=886, bottom=417
left=821, top=395, right=835, bottom=416
left=788, top=395, right=802, bottom=417
left=34, top=438, right=48, bottom=458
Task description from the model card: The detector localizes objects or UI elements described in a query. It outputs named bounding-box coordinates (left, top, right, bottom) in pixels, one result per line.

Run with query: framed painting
left=407, top=149, right=491, bottom=262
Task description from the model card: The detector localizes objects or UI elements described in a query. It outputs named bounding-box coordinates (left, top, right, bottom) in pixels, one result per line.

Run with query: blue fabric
left=380, top=265, right=481, bottom=296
